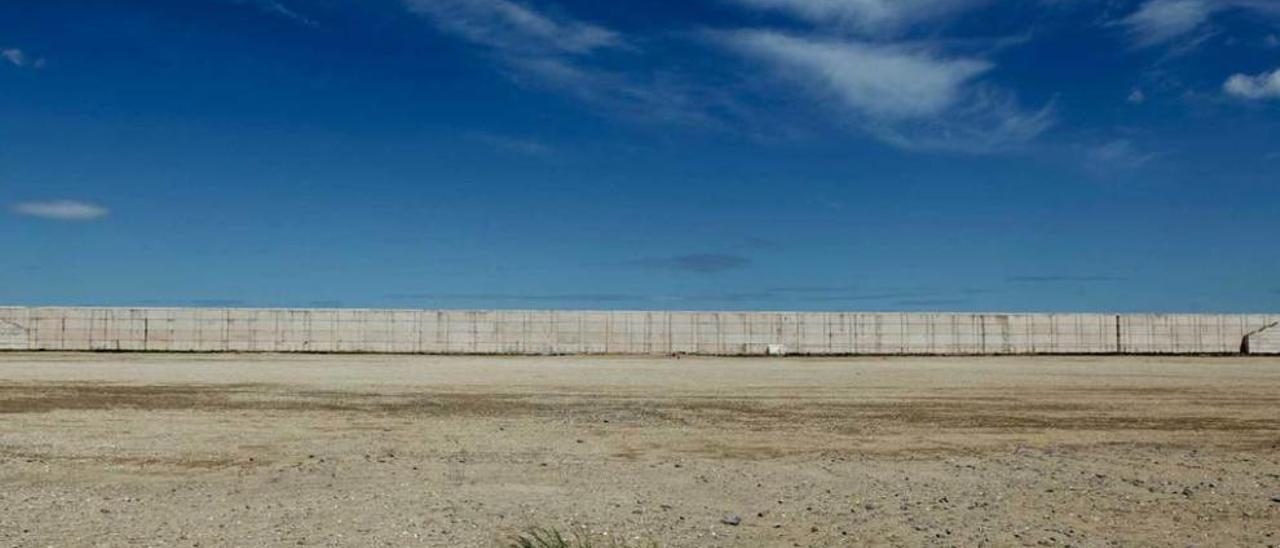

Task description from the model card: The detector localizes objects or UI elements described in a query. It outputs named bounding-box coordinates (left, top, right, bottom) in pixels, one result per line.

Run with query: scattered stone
left=721, top=515, right=741, bottom=526
left=1270, top=495, right=1280, bottom=503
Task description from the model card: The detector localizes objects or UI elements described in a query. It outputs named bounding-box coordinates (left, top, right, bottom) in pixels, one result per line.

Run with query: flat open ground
left=1, top=354, right=1278, bottom=547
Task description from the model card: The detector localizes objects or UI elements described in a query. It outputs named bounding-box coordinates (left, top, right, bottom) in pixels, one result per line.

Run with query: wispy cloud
left=11, top=200, right=109, bottom=221
left=623, top=253, right=752, bottom=274
left=1120, top=0, right=1215, bottom=47
left=1115, top=0, right=1280, bottom=49
left=404, top=0, right=622, bottom=55
left=2, top=48, right=45, bottom=69
left=1223, top=67, right=1280, bottom=100
left=715, top=30, right=1052, bottom=151
left=223, top=0, right=318, bottom=27
left=721, top=31, right=990, bottom=118
left=725, top=0, right=990, bottom=36
left=1087, top=139, right=1158, bottom=170
left=402, top=0, right=727, bottom=126
left=259, top=1, right=318, bottom=27
left=873, top=87, right=1054, bottom=153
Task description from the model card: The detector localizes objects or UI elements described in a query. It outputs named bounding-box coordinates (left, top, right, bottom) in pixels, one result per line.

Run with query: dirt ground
left=0, top=353, right=1278, bottom=547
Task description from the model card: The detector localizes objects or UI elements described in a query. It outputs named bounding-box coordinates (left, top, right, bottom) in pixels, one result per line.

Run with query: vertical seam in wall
left=979, top=315, right=987, bottom=354
left=1115, top=314, right=1122, bottom=354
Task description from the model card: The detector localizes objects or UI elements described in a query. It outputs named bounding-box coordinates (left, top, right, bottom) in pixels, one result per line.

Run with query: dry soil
left=0, top=353, right=1278, bottom=547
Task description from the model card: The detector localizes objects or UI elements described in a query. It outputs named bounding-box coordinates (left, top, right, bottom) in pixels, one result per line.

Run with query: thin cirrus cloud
left=402, top=0, right=621, bottom=55
left=1223, top=68, right=1280, bottom=100
left=223, top=0, right=318, bottom=27
left=401, top=0, right=722, bottom=126
left=407, top=0, right=1049, bottom=151
left=258, top=1, right=318, bottom=27
left=1119, top=0, right=1215, bottom=47
left=2, top=48, right=45, bottom=68
left=725, top=0, right=990, bottom=35
left=1117, top=0, right=1280, bottom=48
left=714, top=30, right=1053, bottom=151
left=11, top=200, right=109, bottom=221
left=718, top=31, right=991, bottom=119
left=1088, top=139, right=1158, bottom=170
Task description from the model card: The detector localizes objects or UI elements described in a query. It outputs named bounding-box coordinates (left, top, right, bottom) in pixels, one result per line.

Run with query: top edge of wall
left=1, top=306, right=1275, bottom=317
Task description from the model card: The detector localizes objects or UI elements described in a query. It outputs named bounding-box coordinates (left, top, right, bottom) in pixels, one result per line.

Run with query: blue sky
left=2, top=0, right=1279, bottom=312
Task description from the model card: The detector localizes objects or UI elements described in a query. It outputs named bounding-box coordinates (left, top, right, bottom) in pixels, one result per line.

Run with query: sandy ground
left=0, top=353, right=1278, bottom=547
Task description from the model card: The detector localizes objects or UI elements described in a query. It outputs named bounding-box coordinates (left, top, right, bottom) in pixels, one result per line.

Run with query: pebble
left=721, top=515, right=741, bottom=526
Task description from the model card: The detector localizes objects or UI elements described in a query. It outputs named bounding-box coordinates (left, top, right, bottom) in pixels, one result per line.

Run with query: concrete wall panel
left=1246, top=323, right=1280, bottom=354
left=1, top=307, right=1276, bottom=355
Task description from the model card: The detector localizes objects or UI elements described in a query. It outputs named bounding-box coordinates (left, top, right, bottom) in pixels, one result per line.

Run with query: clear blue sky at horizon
left=2, top=0, right=1279, bottom=312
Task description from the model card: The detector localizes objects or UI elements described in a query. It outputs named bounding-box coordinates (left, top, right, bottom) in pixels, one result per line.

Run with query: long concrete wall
left=2, top=307, right=1278, bottom=355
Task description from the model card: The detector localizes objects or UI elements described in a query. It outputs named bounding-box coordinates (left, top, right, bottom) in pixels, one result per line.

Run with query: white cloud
left=406, top=0, right=1045, bottom=148
left=2, top=48, right=25, bottom=66
left=715, top=30, right=1051, bottom=151
left=2, top=48, right=43, bottom=68
left=403, top=0, right=731, bottom=127
left=403, top=0, right=621, bottom=55
left=11, top=200, right=109, bottom=221
left=1116, top=0, right=1280, bottom=48
left=720, top=30, right=990, bottom=118
left=1121, top=0, right=1215, bottom=47
left=726, top=0, right=989, bottom=35
left=1128, top=88, right=1147, bottom=103
left=1223, top=67, right=1280, bottom=99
